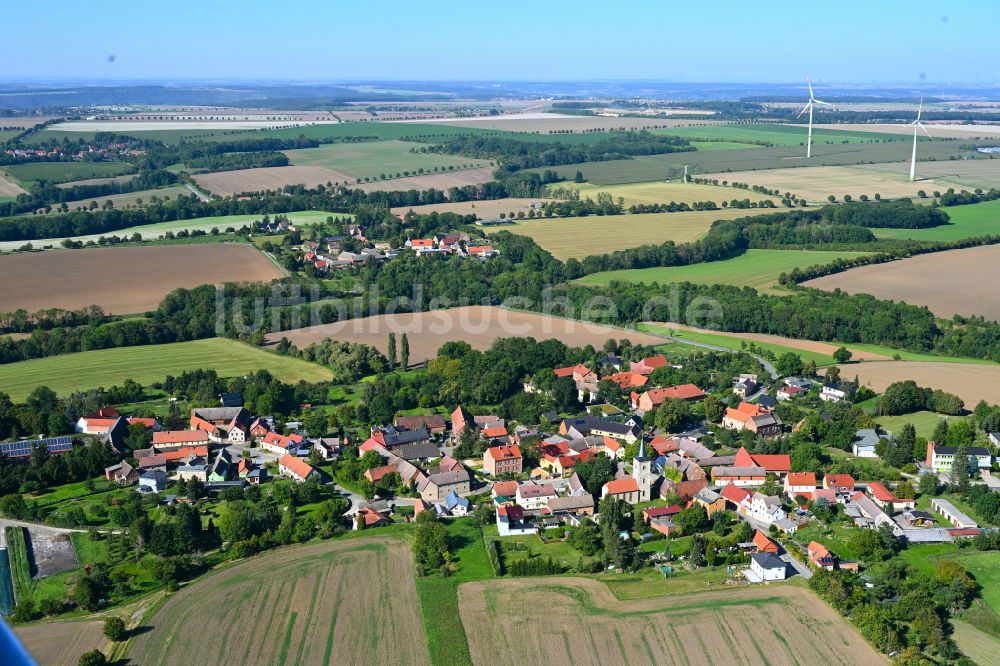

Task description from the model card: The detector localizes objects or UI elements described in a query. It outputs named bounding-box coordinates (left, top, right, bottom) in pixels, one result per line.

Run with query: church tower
left=632, top=440, right=652, bottom=503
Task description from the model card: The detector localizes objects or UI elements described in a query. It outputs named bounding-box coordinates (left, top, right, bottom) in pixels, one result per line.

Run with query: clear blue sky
left=2, top=0, right=995, bottom=83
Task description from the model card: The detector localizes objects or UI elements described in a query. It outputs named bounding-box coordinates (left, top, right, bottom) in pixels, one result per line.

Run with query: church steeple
left=635, top=439, right=648, bottom=462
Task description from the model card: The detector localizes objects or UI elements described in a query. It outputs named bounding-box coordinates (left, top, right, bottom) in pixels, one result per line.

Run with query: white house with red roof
left=76, top=406, right=121, bottom=434
left=784, top=472, right=817, bottom=498
left=866, top=482, right=915, bottom=510
left=278, top=454, right=318, bottom=483
left=496, top=504, right=536, bottom=536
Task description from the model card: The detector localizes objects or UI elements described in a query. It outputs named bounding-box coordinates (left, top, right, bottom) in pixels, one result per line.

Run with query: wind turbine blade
left=917, top=96, right=924, bottom=122
left=807, top=78, right=814, bottom=99
left=813, top=99, right=832, bottom=106
left=918, top=123, right=931, bottom=138
left=796, top=102, right=811, bottom=118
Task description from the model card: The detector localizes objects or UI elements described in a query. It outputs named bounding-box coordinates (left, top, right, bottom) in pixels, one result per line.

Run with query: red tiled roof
left=606, top=371, right=649, bottom=390
left=279, top=454, right=315, bottom=480
left=554, top=364, right=590, bottom=378
left=498, top=504, right=524, bottom=520
left=492, top=480, right=518, bottom=497
left=825, top=474, right=855, bottom=489
left=160, top=445, right=208, bottom=462
left=483, top=425, right=509, bottom=438
left=735, top=447, right=789, bottom=473
left=866, top=482, right=899, bottom=503
left=486, top=444, right=521, bottom=461
left=643, top=505, right=681, bottom=519
left=604, top=478, right=639, bottom=495
left=127, top=417, right=157, bottom=428
left=786, top=472, right=816, bottom=487
left=721, top=483, right=751, bottom=505
left=753, top=530, right=779, bottom=553
left=153, top=430, right=210, bottom=445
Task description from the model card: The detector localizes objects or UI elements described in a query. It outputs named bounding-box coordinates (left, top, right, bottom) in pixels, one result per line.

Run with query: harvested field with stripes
left=357, top=166, right=496, bottom=192
left=193, top=165, right=349, bottom=196
left=458, top=579, right=884, bottom=666
left=128, top=537, right=429, bottom=666
left=15, top=620, right=108, bottom=666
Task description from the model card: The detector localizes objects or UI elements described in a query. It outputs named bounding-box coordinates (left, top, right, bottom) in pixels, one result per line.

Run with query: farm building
left=930, top=498, right=977, bottom=529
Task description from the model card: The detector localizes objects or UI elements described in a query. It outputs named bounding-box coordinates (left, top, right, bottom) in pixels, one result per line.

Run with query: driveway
left=780, top=552, right=813, bottom=580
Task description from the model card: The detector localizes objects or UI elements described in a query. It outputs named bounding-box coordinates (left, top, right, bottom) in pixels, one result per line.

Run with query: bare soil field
left=803, top=244, right=1000, bottom=321
left=128, top=537, right=428, bottom=666
left=854, top=159, right=1000, bottom=191
left=266, top=306, right=666, bottom=363
left=459, top=578, right=885, bottom=666
left=0, top=170, right=28, bottom=196
left=16, top=620, right=107, bottom=666
left=193, top=165, right=350, bottom=196
left=0, top=243, right=283, bottom=314
left=390, top=197, right=554, bottom=219
left=415, top=114, right=718, bottom=133
left=839, top=360, right=1000, bottom=407
left=654, top=321, right=892, bottom=360
left=357, top=167, right=496, bottom=192
left=702, top=164, right=944, bottom=202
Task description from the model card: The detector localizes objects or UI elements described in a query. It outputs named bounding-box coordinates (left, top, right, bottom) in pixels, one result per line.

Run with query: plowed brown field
left=193, top=165, right=350, bottom=196
left=459, top=578, right=885, bottom=666
left=15, top=620, right=107, bottom=666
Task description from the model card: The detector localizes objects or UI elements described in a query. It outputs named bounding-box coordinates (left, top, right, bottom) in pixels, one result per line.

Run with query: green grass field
left=0, top=338, right=333, bottom=400
left=871, top=411, right=968, bottom=439
left=637, top=322, right=834, bottom=366
left=284, top=140, right=490, bottom=180
left=653, top=124, right=902, bottom=147
left=577, top=248, right=870, bottom=293
left=2, top=161, right=135, bottom=186
left=875, top=198, right=1000, bottom=241
left=693, top=140, right=757, bottom=151
left=0, top=129, right=21, bottom=143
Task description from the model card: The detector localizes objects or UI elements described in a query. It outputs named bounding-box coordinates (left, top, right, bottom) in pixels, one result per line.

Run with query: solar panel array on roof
left=0, top=436, right=74, bottom=458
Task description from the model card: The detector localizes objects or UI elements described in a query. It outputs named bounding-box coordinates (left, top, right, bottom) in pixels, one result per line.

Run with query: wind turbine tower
left=909, top=97, right=931, bottom=182
left=797, top=78, right=831, bottom=158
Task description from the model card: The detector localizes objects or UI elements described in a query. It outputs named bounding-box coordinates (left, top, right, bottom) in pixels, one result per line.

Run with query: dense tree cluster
left=874, top=380, right=964, bottom=416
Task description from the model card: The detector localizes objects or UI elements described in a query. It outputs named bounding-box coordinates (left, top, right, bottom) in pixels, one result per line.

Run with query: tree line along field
left=875, top=198, right=1000, bottom=242
left=127, top=537, right=429, bottom=666
left=458, top=579, right=885, bottom=666
left=0, top=243, right=284, bottom=314
left=0, top=338, right=332, bottom=401
left=41, top=184, right=191, bottom=212
left=576, top=248, right=871, bottom=293
left=493, top=208, right=756, bottom=261
left=524, top=139, right=985, bottom=186
left=1, top=161, right=136, bottom=186
left=803, top=244, right=1000, bottom=322
left=563, top=181, right=775, bottom=207
left=0, top=209, right=337, bottom=252
left=283, top=140, right=491, bottom=181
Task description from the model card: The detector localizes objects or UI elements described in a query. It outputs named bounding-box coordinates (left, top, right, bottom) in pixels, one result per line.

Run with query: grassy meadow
left=875, top=198, right=1000, bottom=241
left=576, top=248, right=870, bottom=292
left=0, top=338, right=332, bottom=400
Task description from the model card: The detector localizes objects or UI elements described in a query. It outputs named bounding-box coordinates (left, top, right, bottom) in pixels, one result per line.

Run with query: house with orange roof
left=405, top=238, right=435, bottom=249
left=353, top=506, right=390, bottom=530
left=605, top=371, right=649, bottom=390
left=497, top=504, right=536, bottom=536
left=278, top=454, right=318, bottom=483
left=465, top=245, right=497, bottom=258
left=261, top=431, right=296, bottom=456
left=808, top=541, right=836, bottom=570
left=823, top=474, right=855, bottom=493
left=753, top=529, right=780, bottom=554
left=76, top=406, right=121, bottom=434
left=630, top=355, right=669, bottom=376
left=630, top=384, right=706, bottom=415
left=734, top=447, right=790, bottom=476
left=483, top=444, right=522, bottom=476
left=602, top=477, right=640, bottom=504
left=722, top=403, right=783, bottom=437
left=152, top=430, right=210, bottom=448
left=601, top=436, right=624, bottom=459
left=866, top=481, right=915, bottom=510
left=127, top=417, right=159, bottom=431
left=784, top=471, right=817, bottom=498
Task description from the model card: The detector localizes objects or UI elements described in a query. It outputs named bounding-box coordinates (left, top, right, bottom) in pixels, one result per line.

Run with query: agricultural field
left=49, top=184, right=190, bottom=212
left=419, top=113, right=710, bottom=133
left=525, top=139, right=980, bottom=186
left=54, top=174, right=137, bottom=189
left=0, top=243, right=283, bottom=314
left=856, top=157, right=1000, bottom=192
left=0, top=209, right=337, bottom=252
left=952, top=620, right=1000, bottom=666
left=192, top=165, right=349, bottom=196
left=578, top=248, right=870, bottom=293
left=128, top=537, right=429, bottom=666
left=653, top=123, right=900, bottom=146
left=390, top=197, right=553, bottom=219
left=840, top=360, right=1000, bottom=409
left=284, top=140, right=491, bottom=181
left=803, top=244, right=1000, bottom=321
left=0, top=338, right=332, bottom=401
left=357, top=166, right=496, bottom=193
left=1, top=161, right=135, bottom=186
left=266, top=305, right=666, bottom=363
left=700, top=164, right=946, bottom=202
left=0, top=170, right=27, bottom=196
left=458, top=579, right=884, bottom=666
left=15, top=620, right=108, bottom=666
left=875, top=198, right=1000, bottom=241
left=496, top=208, right=754, bottom=260
left=815, top=122, right=1000, bottom=139
left=564, top=180, right=776, bottom=207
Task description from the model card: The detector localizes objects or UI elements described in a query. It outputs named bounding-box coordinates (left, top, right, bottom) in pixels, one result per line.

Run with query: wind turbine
left=797, top=78, right=831, bottom=158
left=909, top=97, right=931, bottom=182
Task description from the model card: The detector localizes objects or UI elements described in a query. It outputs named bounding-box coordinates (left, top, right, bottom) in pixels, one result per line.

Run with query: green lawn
left=954, top=551, right=1000, bottom=615
left=638, top=322, right=834, bottom=366
left=875, top=198, right=1000, bottom=242
left=577, top=248, right=870, bottom=293
left=873, top=411, right=967, bottom=439
left=595, top=565, right=731, bottom=600
left=0, top=338, right=332, bottom=400
left=284, top=141, right=490, bottom=181
left=790, top=522, right=862, bottom=562
left=2, top=161, right=135, bottom=186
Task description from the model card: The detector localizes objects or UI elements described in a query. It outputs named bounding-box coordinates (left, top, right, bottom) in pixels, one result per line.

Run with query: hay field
left=193, top=165, right=349, bottom=196
left=128, top=537, right=428, bottom=666
left=0, top=170, right=27, bottom=196
left=390, top=197, right=553, bottom=219
left=54, top=185, right=190, bottom=211
left=567, top=181, right=775, bottom=207
left=284, top=140, right=490, bottom=181
left=15, top=620, right=107, bottom=666
left=803, top=244, right=1000, bottom=321
left=842, top=361, right=1000, bottom=408
left=855, top=158, right=1000, bottom=191
left=577, top=249, right=869, bottom=293
left=458, top=579, right=884, bottom=666
left=0, top=338, right=332, bottom=401
left=496, top=209, right=754, bottom=260
left=357, top=167, right=495, bottom=192
left=701, top=164, right=942, bottom=202
left=266, top=306, right=666, bottom=363
left=0, top=243, right=283, bottom=314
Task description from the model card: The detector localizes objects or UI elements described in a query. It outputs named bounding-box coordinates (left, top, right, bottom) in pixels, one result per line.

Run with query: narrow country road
left=659, top=333, right=779, bottom=380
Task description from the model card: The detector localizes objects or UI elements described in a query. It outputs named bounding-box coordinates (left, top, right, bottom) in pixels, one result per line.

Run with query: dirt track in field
left=653, top=321, right=892, bottom=360
left=16, top=620, right=107, bottom=666
left=193, top=165, right=350, bottom=196
left=803, top=244, right=1000, bottom=322
left=127, top=537, right=428, bottom=666
left=266, top=306, right=666, bottom=362
left=458, top=578, right=885, bottom=666
left=357, top=167, right=496, bottom=192
left=0, top=243, right=283, bottom=314
left=840, top=360, right=1000, bottom=407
